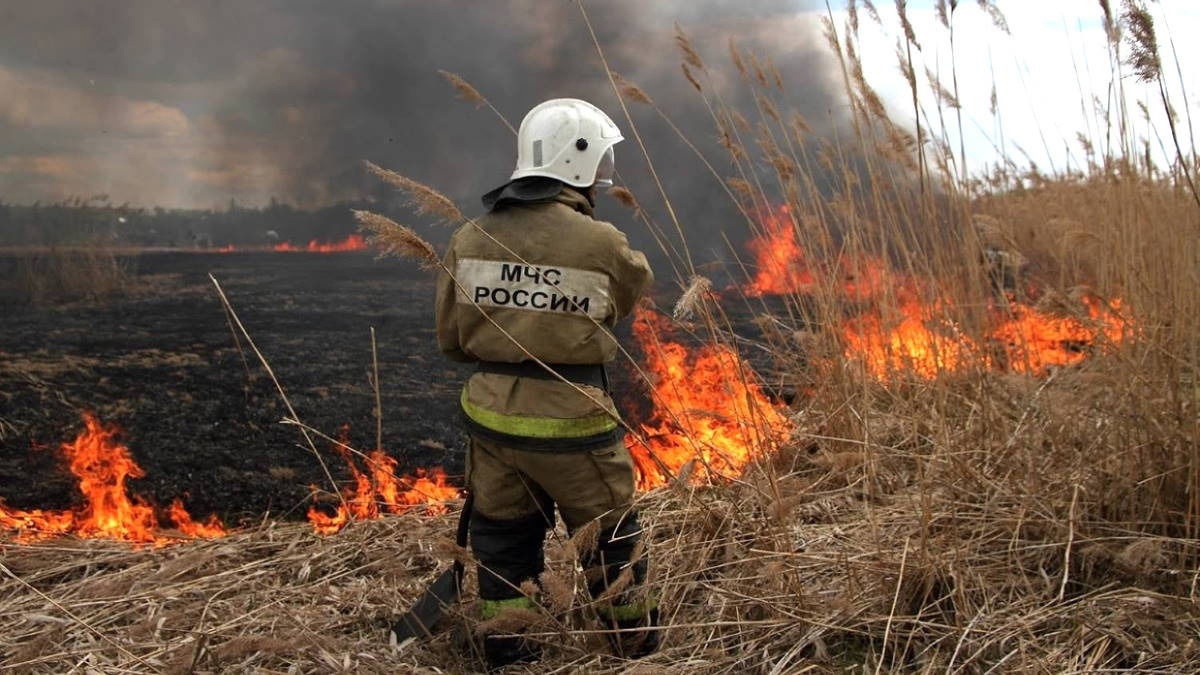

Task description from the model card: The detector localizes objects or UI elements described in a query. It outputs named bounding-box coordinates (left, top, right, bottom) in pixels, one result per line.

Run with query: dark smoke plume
left=0, top=0, right=840, bottom=256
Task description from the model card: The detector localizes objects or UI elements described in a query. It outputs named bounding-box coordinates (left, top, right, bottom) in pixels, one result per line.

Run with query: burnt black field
left=0, top=251, right=478, bottom=525
left=0, top=250, right=790, bottom=529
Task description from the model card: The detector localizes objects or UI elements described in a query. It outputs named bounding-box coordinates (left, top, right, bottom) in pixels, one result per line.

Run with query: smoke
left=0, top=0, right=841, bottom=254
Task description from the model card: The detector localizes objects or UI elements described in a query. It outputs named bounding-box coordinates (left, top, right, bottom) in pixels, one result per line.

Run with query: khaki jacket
left=435, top=187, right=652, bottom=436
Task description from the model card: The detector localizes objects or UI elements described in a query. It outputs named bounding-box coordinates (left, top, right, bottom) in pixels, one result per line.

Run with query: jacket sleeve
left=608, top=228, right=653, bottom=321
left=435, top=231, right=472, bottom=362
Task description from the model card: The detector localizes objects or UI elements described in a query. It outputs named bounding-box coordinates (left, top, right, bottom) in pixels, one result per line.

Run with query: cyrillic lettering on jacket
left=455, top=258, right=611, bottom=320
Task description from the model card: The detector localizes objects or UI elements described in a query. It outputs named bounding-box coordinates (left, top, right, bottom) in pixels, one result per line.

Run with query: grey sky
left=0, top=0, right=836, bottom=212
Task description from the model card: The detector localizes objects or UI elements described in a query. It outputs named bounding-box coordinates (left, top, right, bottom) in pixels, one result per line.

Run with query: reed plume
left=436, top=70, right=517, bottom=135
left=352, top=210, right=439, bottom=270
left=612, top=72, right=653, bottom=105
left=363, top=161, right=465, bottom=225
left=607, top=186, right=641, bottom=212
left=672, top=275, right=712, bottom=321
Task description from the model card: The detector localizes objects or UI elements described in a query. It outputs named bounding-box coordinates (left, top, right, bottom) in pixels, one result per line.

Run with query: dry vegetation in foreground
left=2, top=245, right=134, bottom=306
left=3, top=1, right=1199, bottom=673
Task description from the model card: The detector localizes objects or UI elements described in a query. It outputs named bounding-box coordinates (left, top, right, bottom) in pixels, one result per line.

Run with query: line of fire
left=0, top=205, right=1130, bottom=545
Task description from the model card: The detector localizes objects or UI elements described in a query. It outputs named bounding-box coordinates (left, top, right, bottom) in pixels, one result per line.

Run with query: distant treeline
left=0, top=196, right=414, bottom=248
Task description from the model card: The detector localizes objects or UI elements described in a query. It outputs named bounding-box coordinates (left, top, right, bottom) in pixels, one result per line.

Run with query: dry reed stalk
left=611, top=72, right=652, bottom=105
left=437, top=69, right=486, bottom=107
left=5, top=438, right=1198, bottom=673
left=674, top=25, right=704, bottom=70
left=352, top=210, right=439, bottom=269
left=361, top=161, right=464, bottom=225
left=606, top=186, right=640, bottom=213
left=436, top=70, right=517, bottom=136
left=672, top=275, right=712, bottom=321
left=975, top=0, right=1010, bottom=34
left=208, top=276, right=345, bottom=513
left=9, top=4, right=1199, bottom=673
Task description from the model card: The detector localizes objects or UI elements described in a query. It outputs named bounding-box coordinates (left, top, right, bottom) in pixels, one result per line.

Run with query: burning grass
left=4, top=386, right=1197, bottom=672
left=0, top=413, right=228, bottom=545
left=3, top=2, right=1199, bottom=672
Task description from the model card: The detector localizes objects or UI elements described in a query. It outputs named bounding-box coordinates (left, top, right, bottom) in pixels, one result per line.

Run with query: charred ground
left=0, top=252, right=475, bottom=525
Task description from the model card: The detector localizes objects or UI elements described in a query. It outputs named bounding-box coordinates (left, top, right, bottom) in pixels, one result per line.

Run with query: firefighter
left=435, top=98, right=657, bottom=667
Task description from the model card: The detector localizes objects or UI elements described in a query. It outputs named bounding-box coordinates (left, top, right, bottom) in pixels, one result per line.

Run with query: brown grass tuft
left=681, top=63, right=702, bottom=92
left=606, top=186, right=640, bottom=212
left=672, top=275, right=712, bottom=321
left=975, top=0, right=1010, bottom=34
left=674, top=25, right=704, bottom=70
left=612, top=72, right=653, bottom=105
left=728, top=38, right=747, bottom=77
left=539, top=569, right=577, bottom=614
left=362, top=161, right=464, bottom=225
left=437, top=70, right=486, bottom=107
left=726, top=177, right=755, bottom=203
left=352, top=210, right=439, bottom=269
left=1122, top=1, right=1162, bottom=82
left=567, top=520, right=600, bottom=559
left=475, top=608, right=543, bottom=636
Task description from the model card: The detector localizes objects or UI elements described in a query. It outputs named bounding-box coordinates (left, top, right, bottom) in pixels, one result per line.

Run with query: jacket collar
left=481, top=177, right=595, bottom=217
left=553, top=185, right=595, bottom=217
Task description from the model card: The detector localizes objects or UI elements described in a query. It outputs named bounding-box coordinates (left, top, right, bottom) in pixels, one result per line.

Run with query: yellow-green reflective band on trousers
left=596, top=596, right=658, bottom=622
left=460, top=390, right=618, bottom=439
left=480, top=596, right=537, bottom=620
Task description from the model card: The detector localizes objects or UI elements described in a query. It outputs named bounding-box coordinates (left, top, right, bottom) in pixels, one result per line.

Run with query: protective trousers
left=466, top=434, right=653, bottom=627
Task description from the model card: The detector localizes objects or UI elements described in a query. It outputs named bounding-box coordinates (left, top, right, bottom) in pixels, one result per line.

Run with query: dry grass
left=352, top=209, right=440, bottom=269
left=4, top=4, right=1199, bottom=674
left=0, top=516, right=465, bottom=673
left=3, top=246, right=133, bottom=306
left=361, top=161, right=465, bottom=226
left=5, top=404, right=1197, bottom=673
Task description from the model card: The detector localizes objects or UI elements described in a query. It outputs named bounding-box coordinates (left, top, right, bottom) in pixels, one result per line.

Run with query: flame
left=215, top=244, right=237, bottom=253
left=740, top=204, right=1133, bottom=381
left=992, top=296, right=1129, bottom=375
left=842, top=298, right=981, bottom=380
left=273, top=234, right=368, bottom=253
left=742, top=205, right=904, bottom=303
left=744, top=205, right=816, bottom=296
left=838, top=255, right=897, bottom=303
left=838, top=292, right=1131, bottom=381
left=307, top=432, right=460, bottom=534
left=167, top=499, right=229, bottom=538
left=0, top=413, right=227, bottom=544
left=625, top=308, right=792, bottom=490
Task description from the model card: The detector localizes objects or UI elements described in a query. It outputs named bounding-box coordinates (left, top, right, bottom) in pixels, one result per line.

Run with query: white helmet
left=510, top=98, right=623, bottom=188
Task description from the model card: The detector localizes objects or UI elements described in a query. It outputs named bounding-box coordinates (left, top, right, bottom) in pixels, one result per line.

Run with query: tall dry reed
left=3, top=3, right=1198, bottom=673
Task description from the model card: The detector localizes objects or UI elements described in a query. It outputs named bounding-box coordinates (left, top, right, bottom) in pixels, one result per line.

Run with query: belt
left=475, top=361, right=608, bottom=390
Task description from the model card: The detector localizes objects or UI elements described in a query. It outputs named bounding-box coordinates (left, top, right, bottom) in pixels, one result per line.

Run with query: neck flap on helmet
left=481, top=176, right=565, bottom=212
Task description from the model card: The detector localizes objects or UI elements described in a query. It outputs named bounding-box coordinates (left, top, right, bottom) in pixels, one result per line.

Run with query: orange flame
left=840, top=294, right=1130, bottom=381
left=842, top=298, right=981, bottom=380
left=0, top=413, right=227, bottom=544
left=837, top=255, right=898, bottom=303
left=306, top=433, right=460, bottom=534
left=992, top=296, right=1129, bottom=375
left=740, top=204, right=1133, bottom=381
left=744, top=205, right=815, bottom=296
left=167, top=499, right=229, bottom=538
left=625, top=308, right=792, bottom=490
left=273, top=234, right=368, bottom=253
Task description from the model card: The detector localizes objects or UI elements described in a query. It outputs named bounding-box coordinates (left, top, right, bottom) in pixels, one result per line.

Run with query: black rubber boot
left=470, top=511, right=548, bottom=601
